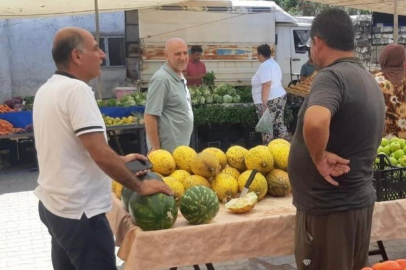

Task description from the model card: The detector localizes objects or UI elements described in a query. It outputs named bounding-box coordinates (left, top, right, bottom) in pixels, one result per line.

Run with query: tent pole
left=95, top=0, right=103, bottom=99
left=394, top=0, right=399, bottom=44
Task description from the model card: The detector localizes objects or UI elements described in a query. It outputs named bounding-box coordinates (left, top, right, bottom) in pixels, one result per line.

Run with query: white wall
left=0, top=12, right=126, bottom=101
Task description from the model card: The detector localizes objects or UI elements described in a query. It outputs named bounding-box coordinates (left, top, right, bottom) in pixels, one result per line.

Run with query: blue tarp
left=0, top=106, right=145, bottom=128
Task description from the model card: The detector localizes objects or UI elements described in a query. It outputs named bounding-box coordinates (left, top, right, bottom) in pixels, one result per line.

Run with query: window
left=98, top=36, right=125, bottom=67
left=293, top=30, right=311, bottom=54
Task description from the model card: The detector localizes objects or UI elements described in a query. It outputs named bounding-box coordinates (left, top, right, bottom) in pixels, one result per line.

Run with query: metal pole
left=95, top=0, right=103, bottom=99
left=394, top=0, right=399, bottom=44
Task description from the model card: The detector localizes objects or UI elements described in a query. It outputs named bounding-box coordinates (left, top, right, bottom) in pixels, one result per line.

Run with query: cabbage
left=232, top=95, right=241, bottom=103
left=97, top=100, right=106, bottom=108
left=199, top=96, right=206, bottom=105
left=206, top=95, right=214, bottom=104
left=136, top=99, right=146, bottom=106
left=107, top=99, right=118, bottom=107
left=120, top=95, right=135, bottom=104
left=227, top=88, right=237, bottom=96
left=216, top=83, right=232, bottom=95
left=214, top=94, right=223, bottom=104
left=191, top=98, right=199, bottom=106
left=189, top=87, right=197, bottom=96
left=223, top=94, right=233, bottom=103
left=122, top=99, right=136, bottom=107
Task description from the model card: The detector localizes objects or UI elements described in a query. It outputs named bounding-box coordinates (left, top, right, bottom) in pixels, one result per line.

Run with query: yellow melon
left=163, top=176, right=185, bottom=199
left=191, top=152, right=221, bottom=178
left=202, top=147, right=227, bottom=169
left=268, top=139, right=290, bottom=171
left=226, top=146, right=248, bottom=171
left=182, top=175, right=211, bottom=190
left=172, top=146, right=197, bottom=173
left=169, top=170, right=191, bottom=186
left=238, top=170, right=268, bottom=200
left=265, top=169, right=291, bottom=197
left=148, top=149, right=176, bottom=176
left=221, top=166, right=241, bottom=181
left=211, top=173, right=239, bottom=203
left=245, top=146, right=274, bottom=174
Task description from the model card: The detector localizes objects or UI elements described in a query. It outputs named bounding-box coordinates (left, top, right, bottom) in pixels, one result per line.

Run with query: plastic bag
left=255, top=108, right=274, bottom=133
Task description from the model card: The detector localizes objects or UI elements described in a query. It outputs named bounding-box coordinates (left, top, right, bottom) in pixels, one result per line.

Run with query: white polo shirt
left=251, top=58, right=286, bottom=104
left=33, top=72, right=111, bottom=220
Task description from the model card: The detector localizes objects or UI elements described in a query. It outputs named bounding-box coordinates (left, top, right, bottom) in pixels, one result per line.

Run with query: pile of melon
left=112, top=138, right=291, bottom=231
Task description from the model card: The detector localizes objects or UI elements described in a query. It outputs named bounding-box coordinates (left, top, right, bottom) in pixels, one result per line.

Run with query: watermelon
left=180, top=186, right=219, bottom=225
left=128, top=192, right=178, bottom=231
left=121, top=172, right=163, bottom=210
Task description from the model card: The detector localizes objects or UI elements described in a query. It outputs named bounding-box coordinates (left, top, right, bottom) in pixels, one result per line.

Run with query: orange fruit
left=395, top=260, right=406, bottom=268
left=372, top=263, right=383, bottom=270
left=361, top=267, right=373, bottom=270
left=375, top=261, right=402, bottom=270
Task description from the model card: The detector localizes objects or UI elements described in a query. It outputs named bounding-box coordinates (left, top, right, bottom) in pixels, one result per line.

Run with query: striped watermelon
left=129, top=192, right=178, bottom=231
left=180, top=186, right=219, bottom=225
left=121, top=172, right=163, bottom=210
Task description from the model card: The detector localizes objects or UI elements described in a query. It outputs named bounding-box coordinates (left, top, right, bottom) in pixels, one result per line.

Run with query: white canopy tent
left=303, top=0, right=403, bottom=43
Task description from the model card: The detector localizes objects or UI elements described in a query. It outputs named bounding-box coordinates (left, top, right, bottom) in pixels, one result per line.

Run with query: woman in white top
left=251, top=44, right=289, bottom=144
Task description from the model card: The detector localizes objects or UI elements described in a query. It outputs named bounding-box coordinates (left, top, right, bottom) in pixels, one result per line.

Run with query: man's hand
left=122, top=154, right=149, bottom=177
left=314, top=151, right=350, bottom=186
left=137, top=179, right=173, bottom=196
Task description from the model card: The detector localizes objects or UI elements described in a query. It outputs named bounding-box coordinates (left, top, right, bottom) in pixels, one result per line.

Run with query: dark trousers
left=38, top=201, right=117, bottom=270
left=294, top=204, right=374, bottom=270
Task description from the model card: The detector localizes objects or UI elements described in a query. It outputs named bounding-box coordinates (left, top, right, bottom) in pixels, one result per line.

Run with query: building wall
left=0, top=11, right=126, bottom=102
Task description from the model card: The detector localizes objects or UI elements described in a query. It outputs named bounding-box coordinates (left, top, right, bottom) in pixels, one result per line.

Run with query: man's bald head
left=52, top=27, right=87, bottom=69
left=164, top=38, right=188, bottom=75
left=165, top=38, right=187, bottom=53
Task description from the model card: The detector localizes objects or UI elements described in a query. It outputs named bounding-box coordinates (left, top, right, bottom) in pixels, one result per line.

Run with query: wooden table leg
left=206, top=263, right=215, bottom=270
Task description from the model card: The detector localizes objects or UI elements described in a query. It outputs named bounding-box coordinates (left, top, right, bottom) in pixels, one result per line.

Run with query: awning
left=0, top=0, right=190, bottom=18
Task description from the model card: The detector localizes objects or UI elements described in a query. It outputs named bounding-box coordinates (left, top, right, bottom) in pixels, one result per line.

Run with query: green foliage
left=193, top=105, right=257, bottom=127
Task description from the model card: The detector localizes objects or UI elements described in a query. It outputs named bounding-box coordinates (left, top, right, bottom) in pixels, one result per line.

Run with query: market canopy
left=0, top=0, right=189, bottom=18
left=304, top=0, right=406, bottom=16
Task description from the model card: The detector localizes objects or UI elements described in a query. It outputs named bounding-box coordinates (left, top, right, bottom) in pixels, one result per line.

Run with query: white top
left=251, top=58, right=286, bottom=104
left=33, top=74, right=111, bottom=220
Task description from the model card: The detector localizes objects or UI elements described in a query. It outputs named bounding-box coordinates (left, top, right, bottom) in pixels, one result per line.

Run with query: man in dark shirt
left=288, top=9, right=385, bottom=270
left=300, top=50, right=315, bottom=81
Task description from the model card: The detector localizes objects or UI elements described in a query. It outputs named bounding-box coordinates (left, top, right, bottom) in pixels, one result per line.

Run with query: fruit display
left=128, top=191, right=178, bottom=231
left=118, top=139, right=291, bottom=230
left=287, top=71, right=318, bottom=96
left=376, top=136, right=406, bottom=167
left=103, top=113, right=144, bottom=127
left=180, top=186, right=220, bottom=225
left=97, top=92, right=147, bottom=108
left=225, top=192, right=258, bottom=213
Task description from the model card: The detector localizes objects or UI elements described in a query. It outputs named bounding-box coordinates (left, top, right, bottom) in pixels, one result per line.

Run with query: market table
left=107, top=194, right=406, bottom=270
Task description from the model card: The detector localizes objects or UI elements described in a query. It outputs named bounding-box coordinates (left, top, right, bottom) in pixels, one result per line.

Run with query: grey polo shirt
left=145, top=63, right=194, bottom=153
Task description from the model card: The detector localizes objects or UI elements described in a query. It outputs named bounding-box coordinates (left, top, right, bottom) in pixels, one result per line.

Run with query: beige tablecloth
left=106, top=194, right=406, bottom=270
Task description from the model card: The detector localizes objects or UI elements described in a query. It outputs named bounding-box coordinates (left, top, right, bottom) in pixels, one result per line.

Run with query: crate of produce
left=373, top=153, right=406, bottom=202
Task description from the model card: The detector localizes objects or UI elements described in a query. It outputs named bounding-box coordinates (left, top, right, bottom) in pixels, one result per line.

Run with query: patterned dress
left=375, top=72, right=406, bottom=138
left=254, top=95, right=290, bottom=145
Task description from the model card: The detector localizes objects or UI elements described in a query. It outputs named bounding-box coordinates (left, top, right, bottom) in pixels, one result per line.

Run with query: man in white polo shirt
left=33, top=27, right=171, bottom=270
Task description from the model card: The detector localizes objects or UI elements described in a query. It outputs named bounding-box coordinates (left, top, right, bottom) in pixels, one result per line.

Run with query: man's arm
left=144, top=113, right=160, bottom=151
left=303, top=105, right=330, bottom=163
left=78, top=132, right=171, bottom=195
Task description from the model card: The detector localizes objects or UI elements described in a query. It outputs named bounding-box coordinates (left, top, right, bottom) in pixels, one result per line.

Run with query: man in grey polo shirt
left=144, top=38, right=194, bottom=153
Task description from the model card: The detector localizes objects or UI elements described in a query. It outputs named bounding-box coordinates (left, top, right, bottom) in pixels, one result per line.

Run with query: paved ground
left=1, top=164, right=406, bottom=270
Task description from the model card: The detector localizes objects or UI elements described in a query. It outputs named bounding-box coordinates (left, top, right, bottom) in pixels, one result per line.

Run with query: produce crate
left=373, top=154, right=406, bottom=202
left=243, top=126, right=262, bottom=148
